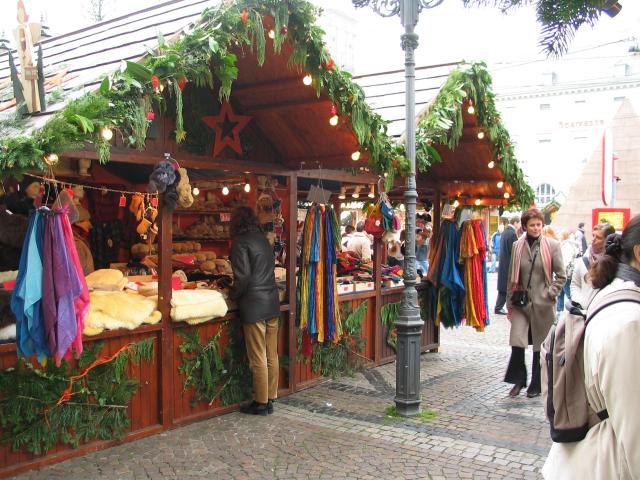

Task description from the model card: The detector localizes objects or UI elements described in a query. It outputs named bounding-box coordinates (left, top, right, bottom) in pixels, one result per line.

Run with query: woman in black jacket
left=230, top=206, right=280, bottom=415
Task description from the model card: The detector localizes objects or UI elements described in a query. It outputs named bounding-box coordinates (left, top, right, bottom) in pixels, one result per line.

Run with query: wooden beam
left=234, top=75, right=305, bottom=93
left=64, top=149, right=293, bottom=176
left=287, top=174, right=298, bottom=393
left=243, top=97, right=332, bottom=114
left=295, top=168, right=380, bottom=183
left=157, top=195, right=174, bottom=428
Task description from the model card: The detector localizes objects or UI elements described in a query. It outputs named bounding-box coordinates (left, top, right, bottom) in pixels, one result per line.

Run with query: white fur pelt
left=170, top=289, right=228, bottom=325
left=84, top=291, right=161, bottom=336
left=0, top=323, right=16, bottom=342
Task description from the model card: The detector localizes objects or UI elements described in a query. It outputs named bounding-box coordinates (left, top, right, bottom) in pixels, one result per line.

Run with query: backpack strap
left=582, top=256, right=590, bottom=269
left=586, top=288, right=640, bottom=326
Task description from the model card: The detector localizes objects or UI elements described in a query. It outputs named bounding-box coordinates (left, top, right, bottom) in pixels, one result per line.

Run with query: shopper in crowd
left=488, top=224, right=503, bottom=273
left=505, top=208, right=565, bottom=398
left=341, top=224, right=355, bottom=251
left=557, top=229, right=579, bottom=313
left=575, top=221, right=588, bottom=255
left=542, top=225, right=559, bottom=241
left=229, top=206, right=280, bottom=416
left=495, top=214, right=521, bottom=315
left=570, top=222, right=616, bottom=308
left=346, top=221, right=372, bottom=261
left=415, top=224, right=432, bottom=276
left=543, top=215, right=640, bottom=479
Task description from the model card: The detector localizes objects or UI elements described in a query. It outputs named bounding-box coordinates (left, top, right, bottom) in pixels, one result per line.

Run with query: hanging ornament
left=322, top=58, right=335, bottom=70
left=146, top=111, right=155, bottom=121
left=151, top=75, right=160, bottom=91
left=280, top=25, right=288, bottom=34
left=43, top=153, right=59, bottom=166
left=178, top=76, right=187, bottom=91
left=241, top=8, right=248, bottom=24
left=119, top=194, right=127, bottom=207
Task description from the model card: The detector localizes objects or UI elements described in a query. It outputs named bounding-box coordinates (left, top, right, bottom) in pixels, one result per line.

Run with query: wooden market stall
left=0, top=0, right=436, bottom=476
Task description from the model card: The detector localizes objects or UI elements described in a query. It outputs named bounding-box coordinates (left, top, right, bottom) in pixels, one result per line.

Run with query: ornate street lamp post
left=353, top=0, right=443, bottom=416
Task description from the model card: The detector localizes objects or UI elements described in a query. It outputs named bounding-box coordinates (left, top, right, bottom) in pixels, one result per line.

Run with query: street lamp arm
left=352, top=0, right=444, bottom=18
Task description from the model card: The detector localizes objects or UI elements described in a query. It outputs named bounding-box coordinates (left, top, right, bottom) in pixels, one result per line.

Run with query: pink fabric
left=60, top=210, right=89, bottom=358
left=509, top=233, right=553, bottom=291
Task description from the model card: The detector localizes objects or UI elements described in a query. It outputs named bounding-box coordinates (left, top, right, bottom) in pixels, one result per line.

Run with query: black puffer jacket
left=230, top=231, right=280, bottom=324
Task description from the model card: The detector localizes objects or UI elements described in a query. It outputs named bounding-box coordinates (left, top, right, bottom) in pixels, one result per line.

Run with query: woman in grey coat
left=505, top=208, right=566, bottom=397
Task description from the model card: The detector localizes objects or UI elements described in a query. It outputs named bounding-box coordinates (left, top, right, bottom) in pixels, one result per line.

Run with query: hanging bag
left=364, top=203, right=385, bottom=238
left=511, top=249, right=538, bottom=307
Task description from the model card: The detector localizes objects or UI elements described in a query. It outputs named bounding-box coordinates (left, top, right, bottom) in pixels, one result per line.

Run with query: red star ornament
left=202, top=101, right=252, bottom=157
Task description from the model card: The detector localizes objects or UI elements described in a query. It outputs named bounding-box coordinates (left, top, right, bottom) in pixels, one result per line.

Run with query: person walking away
left=557, top=229, right=578, bottom=314
left=543, top=215, right=640, bottom=479
left=488, top=225, right=503, bottom=273
left=229, top=207, right=280, bottom=416
left=505, top=208, right=566, bottom=398
left=495, top=215, right=521, bottom=315
left=346, top=221, right=372, bottom=261
left=575, top=222, right=588, bottom=255
left=415, top=224, right=432, bottom=276
left=341, top=224, right=354, bottom=251
left=570, top=223, right=616, bottom=308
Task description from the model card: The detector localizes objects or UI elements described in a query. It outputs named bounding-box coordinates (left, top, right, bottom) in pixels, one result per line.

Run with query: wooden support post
left=433, top=190, right=441, bottom=243
left=373, top=236, right=383, bottom=365
left=287, top=174, right=298, bottom=392
left=157, top=195, right=174, bottom=428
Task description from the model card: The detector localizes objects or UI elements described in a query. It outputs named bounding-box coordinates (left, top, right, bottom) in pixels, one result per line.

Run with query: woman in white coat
left=543, top=215, right=640, bottom=479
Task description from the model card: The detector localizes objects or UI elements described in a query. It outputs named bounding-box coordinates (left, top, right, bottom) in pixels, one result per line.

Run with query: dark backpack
left=541, top=288, right=640, bottom=443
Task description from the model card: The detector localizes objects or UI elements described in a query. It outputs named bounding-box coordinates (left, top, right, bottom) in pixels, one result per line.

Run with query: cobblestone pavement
left=14, top=273, right=550, bottom=479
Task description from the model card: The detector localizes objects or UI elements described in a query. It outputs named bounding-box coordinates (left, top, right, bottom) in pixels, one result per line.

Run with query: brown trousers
left=243, top=317, right=279, bottom=404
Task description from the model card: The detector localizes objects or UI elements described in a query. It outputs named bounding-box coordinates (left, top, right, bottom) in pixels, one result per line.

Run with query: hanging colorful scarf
left=11, top=210, right=49, bottom=361
left=297, top=205, right=342, bottom=348
left=508, top=233, right=552, bottom=291
left=42, top=209, right=83, bottom=365
left=459, top=220, right=490, bottom=331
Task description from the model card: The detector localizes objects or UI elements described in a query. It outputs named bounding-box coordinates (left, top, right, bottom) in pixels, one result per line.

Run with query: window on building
left=536, top=183, right=556, bottom=206
left=540, top=103, right=551, bottom=111
left=614, top=96, right=626, bottom=102
left=575, top=99, right=586, bottom=104
left=538, top=138, right=552, bottom=144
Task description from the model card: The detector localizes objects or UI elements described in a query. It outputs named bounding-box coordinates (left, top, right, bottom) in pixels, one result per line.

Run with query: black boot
left=267, top=399, right=274, bottom=414
left=239, top=401, right=268, bottom=416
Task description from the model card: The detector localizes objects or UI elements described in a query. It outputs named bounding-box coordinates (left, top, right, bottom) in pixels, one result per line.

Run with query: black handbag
left=511, top=249, right=538, bottom=307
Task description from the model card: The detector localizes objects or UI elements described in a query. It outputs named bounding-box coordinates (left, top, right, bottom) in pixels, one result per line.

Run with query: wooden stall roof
left=356, top=63, right=535, bottom=206
left=0, top=0, right=369, bottom=172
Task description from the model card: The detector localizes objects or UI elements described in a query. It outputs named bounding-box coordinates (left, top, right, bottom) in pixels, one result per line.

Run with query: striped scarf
left=509, top=234, right=552, bottom=291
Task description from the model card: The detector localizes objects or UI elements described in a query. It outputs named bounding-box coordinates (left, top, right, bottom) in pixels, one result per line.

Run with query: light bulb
left=192, top=187, right=200, bottom=196
left=329, top=114, right=339, bottom=126
left=488, top=161, right=495, bottom=169
left=268, top=29, right=275, bottom=39
left=475, top=199, right=481, bottom=206
left=467, top=100, right=475, bottom=115
left=383, top=172, right=388, bottom=178
left=399, top=204, right=405, bottom=211
left=504, top=192, right=511, bottom=199
left=497, top=181, right=504, bottom=188
left=244, top=183, right=250, bottom=193
left=101, top=127, right=113, bottom=141
left=351, top=150, right=361, bottom=161
left=338, top=193, right=345, bottom=200
left=303, top=74, right=312, bottom=86
left=44, top=153, right=59, bottom=166
left=222, top=186, right=229, bottom=196
left=340, top=202, right=346, bottom=209
left=352, top=192, right=359, bottom=199
left=453, top=200, right=460, bottom=208
left=368, top=190, right=375, bottom=199
left=477, top=131, right=485, bottom=139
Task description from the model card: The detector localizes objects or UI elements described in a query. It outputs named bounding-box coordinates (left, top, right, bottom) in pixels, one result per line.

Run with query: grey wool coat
left=506, top=236, right=566, bottom=351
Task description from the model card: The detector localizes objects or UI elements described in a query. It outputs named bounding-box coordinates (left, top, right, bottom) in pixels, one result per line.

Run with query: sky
left=1, top=0, right=638, bottom=76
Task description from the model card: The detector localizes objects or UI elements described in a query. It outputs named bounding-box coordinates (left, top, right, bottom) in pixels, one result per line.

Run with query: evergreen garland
left=177, top=323, right=252, bottom=407
left=309, top=301, right=368, bottom=378
left=381, top=301, right=400, bottom=352
left=0, top=338, right=154, bottom=456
